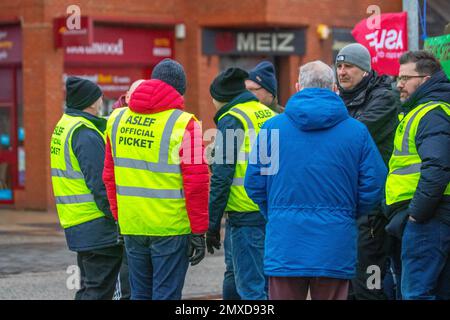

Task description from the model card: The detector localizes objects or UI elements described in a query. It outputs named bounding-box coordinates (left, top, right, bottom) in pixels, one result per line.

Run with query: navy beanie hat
left=210, top=67, right=249, bottom=102
left=151, top=58, right=186, bottom=95
left=65, top=76, right=102, bottom=110
left=248, top=61, right=277, bottom=97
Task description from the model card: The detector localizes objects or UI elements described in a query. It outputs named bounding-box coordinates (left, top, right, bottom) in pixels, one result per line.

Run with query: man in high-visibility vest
left=385, top=50, right=450, bottom=300
left=50, top=77, right=123, bottom=299
left=206, top=67, right=276, bottom=300
left=103, top=59, right=209, bottom=300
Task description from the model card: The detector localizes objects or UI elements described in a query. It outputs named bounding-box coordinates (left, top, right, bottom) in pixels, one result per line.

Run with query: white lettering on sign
left=0, top=51, right=7, bottom=61
left=153, top=47, right=172, bottom=57
left=66, top=39, right=124, bottom=55
left=365, top=29, right=404, bottom=51
left=237, top=32, right=295, bottom=53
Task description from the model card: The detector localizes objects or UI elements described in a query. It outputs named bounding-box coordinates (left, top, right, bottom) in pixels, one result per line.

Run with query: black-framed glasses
left=397, top=75, right=429, bottom=83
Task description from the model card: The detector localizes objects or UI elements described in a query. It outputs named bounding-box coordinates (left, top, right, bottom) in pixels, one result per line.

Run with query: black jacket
left=63, top=108, right=119, bottom=252
left=208, top=92, right=266, bottom=233
left=339, top=71, right=401, bottom=165
left=386, top=70, right=450, bottom=227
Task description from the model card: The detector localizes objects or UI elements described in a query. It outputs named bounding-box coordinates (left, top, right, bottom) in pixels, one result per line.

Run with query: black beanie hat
left=151, top=58, right=186, bottom=95
left=210, top=67, right=249, bottom=102
left=248, top=61, right=277, bottom=97
left=65, top=76, right=102, bottom=110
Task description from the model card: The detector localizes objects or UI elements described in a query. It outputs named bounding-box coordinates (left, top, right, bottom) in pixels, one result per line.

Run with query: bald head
left=297, top=60, right=336, bottom=91
left=125, top=79, right=145, bottom=104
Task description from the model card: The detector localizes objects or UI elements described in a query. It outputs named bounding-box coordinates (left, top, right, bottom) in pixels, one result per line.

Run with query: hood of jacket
left=128, top=79, right=185, bottom=114
left=339, top=70, right=394, bottom=108
left=285, top=88, right=349, bottom=131
left=402, top=70, right=450, bottom=111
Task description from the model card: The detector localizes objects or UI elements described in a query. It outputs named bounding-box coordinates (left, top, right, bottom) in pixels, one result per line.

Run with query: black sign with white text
left=202, top=28, right=306, bottom=56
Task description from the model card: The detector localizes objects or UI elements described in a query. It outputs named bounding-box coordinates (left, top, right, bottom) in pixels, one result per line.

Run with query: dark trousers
left=350, top=212, right=388, bottom=300
left=269, top=276, right=349, bottom=300
left=113, top=246, right=131, bottom=300
left=75, top=244, right=123, bottom=300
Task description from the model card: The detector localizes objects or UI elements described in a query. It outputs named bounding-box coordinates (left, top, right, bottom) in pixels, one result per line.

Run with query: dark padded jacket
left=339, top=71, right=401, bottom=165
left=63, top=108, right=119, bottom=252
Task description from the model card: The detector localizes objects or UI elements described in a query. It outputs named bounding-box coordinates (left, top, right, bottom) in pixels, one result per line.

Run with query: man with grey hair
left=245, top=60, right=386, bottom=300
left=336, top=43, right=400, bottom=300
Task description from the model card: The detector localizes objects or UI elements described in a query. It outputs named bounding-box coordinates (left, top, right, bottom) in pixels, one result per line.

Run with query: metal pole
left=403, top=0, right=419, bottom=51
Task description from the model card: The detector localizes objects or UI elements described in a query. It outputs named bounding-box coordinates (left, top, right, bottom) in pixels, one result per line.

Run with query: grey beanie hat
left=151, top=58, right=186, bottom=95
left=335, top=43, right=372, bottom=72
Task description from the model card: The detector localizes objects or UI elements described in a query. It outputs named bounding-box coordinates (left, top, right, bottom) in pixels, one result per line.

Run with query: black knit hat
left=151, top=58, right=186, bottom=95
left=210, top=67, right=249, bottom=102
left=65, top=76, right=102, bottom=110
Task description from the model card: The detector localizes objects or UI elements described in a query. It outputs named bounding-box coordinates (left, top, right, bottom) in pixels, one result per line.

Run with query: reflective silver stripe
left=117, top=186, right=184, bottom=199
left=391, top=163, right=422, bottom=175
left=64, top=122, right=84, bottom=171
left=394, top=102, right=438, bottom=156
left=232, top=177, right=245, bottom=186
left=114, top=157, right=181, bottom=174
left=55, top=194, right=95, bottom=204
left=111, top=108, right=127, bottom=158
left=231, top=108, right=254, bottom=130
left=159, top=109, right=184, bottom=162
left=51, top=168, right=84, bottom=179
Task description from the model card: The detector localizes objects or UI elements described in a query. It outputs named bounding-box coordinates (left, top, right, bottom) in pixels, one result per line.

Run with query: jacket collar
left=213, top=91, right=258, bottom=124
left=65, top=108, right=107, bottom=132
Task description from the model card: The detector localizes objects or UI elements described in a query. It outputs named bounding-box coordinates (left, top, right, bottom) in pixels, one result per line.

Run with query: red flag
left=352, top=12, right=408, bottom=76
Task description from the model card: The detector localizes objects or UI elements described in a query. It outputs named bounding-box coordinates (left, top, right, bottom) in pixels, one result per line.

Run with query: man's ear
left=295, top=82, right=301, bottom=92
left=332, top=83, right=338, bottom=93
left=421, top=75, right=431, bottom=85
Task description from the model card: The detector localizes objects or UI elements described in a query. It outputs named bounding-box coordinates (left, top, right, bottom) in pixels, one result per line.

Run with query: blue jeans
left=124, top=235, right=189, bottom=300
left=229, top=222, right=267, bottom=300
left=223, top=220, right=241, bottom=300
left=401, top=218, right=450, bottom=300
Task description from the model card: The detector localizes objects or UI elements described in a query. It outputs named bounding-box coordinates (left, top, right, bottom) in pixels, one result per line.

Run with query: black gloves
left=206, top=230, right=221, bottom=254
left=187, top=234, right=206, bottom=266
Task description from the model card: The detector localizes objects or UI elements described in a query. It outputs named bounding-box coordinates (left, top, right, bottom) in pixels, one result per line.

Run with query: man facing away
left=245, top=61, right=386, bottom=300
left=103, top=59, right=209, bottom=300
left=385, top=50, right=450, bottom=300
left=206, top=67, right=276, bottom=300
left=336, top=43, right=400, bottom=300
left=50, top=77, right=123, bottom=299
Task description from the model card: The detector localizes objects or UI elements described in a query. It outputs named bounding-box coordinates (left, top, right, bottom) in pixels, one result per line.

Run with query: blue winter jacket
left=244, top=88, right=387, bottom=279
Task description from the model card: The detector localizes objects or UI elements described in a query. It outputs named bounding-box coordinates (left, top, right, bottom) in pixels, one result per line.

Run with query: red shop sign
left=54, top=16, right=94, bottom=48
left=64, top=67, right=150, bottom=99
left=0, top=25, right=22, bottom=64
left=64, top=26, right=174, bottom=66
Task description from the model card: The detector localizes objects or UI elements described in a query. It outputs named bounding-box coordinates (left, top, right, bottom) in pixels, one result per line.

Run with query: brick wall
left=0, top=0, right=402, bottom=210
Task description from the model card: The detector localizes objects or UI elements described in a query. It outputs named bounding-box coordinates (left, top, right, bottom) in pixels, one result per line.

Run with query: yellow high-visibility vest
left=50, top=114, right=105, bottom=229
left=218, top=100, right=276, bottom=212
left=386, top=101, right=450, bottom=205
left=106, top=107, right=194, bottom=236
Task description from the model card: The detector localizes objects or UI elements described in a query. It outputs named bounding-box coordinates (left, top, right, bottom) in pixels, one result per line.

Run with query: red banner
left=352, top=12, right=408, bottom=76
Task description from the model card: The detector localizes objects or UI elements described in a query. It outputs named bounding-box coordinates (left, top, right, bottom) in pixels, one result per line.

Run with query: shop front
left=63, top=23, right=175, bottom=116
left=0, top=23, right=23, bottom=204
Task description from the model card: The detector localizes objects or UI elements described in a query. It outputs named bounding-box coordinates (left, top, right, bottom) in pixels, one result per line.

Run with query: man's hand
left=206, top=230, right=221, bottom=254
left=187, top=234, right=206, bottom=266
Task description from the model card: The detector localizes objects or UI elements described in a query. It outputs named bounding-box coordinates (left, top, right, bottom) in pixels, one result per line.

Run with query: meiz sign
left=202, top=29, right=305, bottom=55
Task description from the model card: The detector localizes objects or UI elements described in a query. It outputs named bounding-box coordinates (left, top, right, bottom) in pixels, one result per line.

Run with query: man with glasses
left=385, top=50, right=450, bottom=300
left=246, top=61, right=284, bottom=113
left=335, top=43, right=400, bottom=300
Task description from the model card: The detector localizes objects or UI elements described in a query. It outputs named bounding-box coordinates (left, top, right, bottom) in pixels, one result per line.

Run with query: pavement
left=0, top=209, right=225, bottom=300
